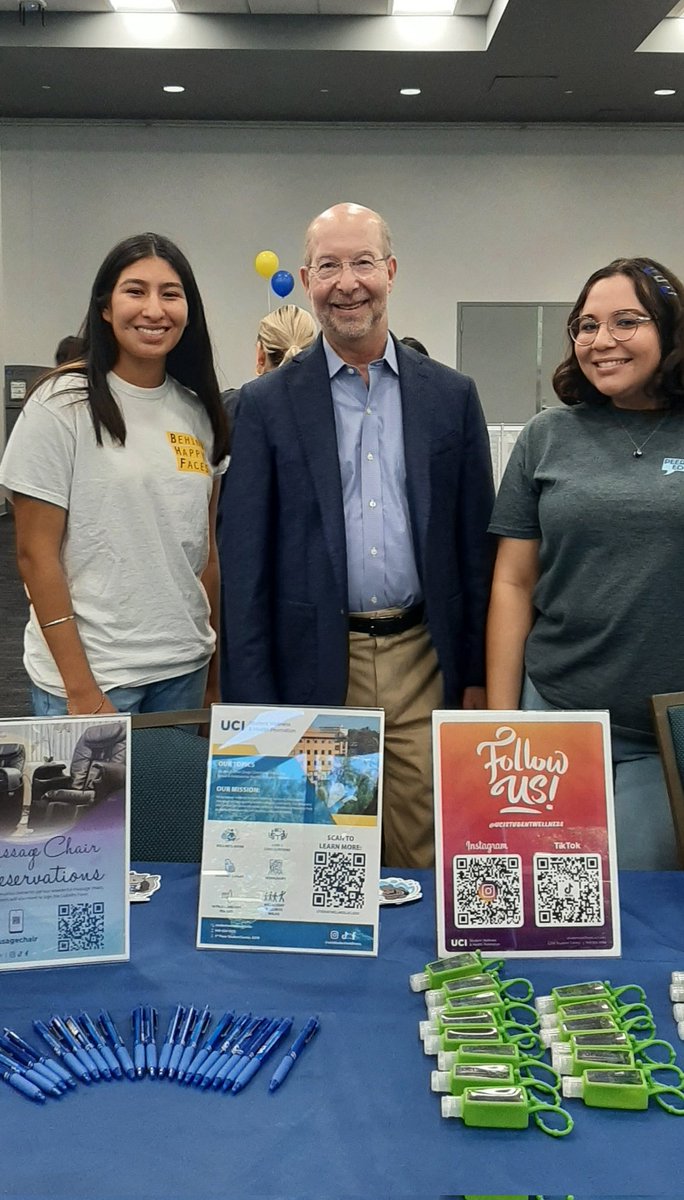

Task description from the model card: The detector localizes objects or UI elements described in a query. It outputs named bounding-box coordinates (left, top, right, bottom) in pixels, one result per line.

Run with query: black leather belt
left=348, top=603, right=424, bottom=638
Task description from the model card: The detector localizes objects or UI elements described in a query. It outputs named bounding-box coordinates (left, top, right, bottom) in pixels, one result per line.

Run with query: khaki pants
left=345, top=621, right=444, bottom=869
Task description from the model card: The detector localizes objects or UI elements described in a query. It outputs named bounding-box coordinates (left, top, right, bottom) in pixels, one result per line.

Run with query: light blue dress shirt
left=323, top=335, right=422, bottom=613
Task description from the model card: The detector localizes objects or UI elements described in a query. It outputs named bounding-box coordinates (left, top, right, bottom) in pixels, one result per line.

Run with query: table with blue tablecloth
left=1, top=866, right=683, bottom=1200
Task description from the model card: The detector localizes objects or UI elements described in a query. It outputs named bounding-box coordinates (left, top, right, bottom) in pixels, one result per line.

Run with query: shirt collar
left=323, top=334, right=398, bottom=379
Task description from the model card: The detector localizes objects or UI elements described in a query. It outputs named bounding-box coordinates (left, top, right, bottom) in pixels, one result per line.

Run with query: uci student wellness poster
left=433, top=711, right=620, bottom=958
left=0, top=715, right=130, bottom=971
left=197, top=704, right=383, bottom=956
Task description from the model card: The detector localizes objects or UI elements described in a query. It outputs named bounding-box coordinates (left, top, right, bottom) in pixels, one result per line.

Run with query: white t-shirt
left=0, top=370, right=226, bottom=695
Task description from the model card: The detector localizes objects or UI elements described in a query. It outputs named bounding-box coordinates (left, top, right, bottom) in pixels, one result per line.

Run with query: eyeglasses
left=307, top=256, right=390, bottom=282
left=568, top=312, right=655, bottom=346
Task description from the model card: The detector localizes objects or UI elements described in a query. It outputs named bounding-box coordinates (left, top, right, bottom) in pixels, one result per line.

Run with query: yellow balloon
left=254, top=250, right=279, bottom=279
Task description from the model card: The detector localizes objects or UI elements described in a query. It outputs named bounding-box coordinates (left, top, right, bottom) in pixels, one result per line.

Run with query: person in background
left=0, top=232, right=229, bottom=717
left=221, top=304, right=317, bottom=432
left=399, top=336, right=429, bottom=357
left=55, top=334, right=85, bottom=366
left=219, top=201, right=494, bottom=869
left=486, top=256, right=684, bottom=869
left=255, top=304, right=317, bottom=375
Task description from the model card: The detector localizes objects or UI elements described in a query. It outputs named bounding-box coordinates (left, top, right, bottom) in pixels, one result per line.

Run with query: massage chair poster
left=0, top=715, right=130, bottom=970
left=433, top=711, right=620, bottom=958
left=197, top=705, right=383, bottom=956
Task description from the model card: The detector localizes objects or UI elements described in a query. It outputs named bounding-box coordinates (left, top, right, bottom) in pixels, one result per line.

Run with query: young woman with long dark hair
left=0, top=232, right=229, bottom=716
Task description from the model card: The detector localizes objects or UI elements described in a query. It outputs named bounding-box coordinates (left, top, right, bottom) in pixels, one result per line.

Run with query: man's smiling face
left=301, top=206, right=396, bottom=357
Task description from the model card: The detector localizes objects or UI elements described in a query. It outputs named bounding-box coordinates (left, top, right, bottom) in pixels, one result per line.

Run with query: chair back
left=651, top=691, right=684, bottom=869
left=129, top=709, right=210, bottom=863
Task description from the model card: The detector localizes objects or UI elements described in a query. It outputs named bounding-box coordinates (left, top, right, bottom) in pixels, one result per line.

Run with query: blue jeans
left=520, top=674, right=678, bottom=870
left=31, top=664, right=209, bottom=717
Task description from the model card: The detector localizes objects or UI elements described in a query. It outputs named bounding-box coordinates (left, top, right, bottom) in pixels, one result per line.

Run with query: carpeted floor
left=0, top=511, right=32, bottom=717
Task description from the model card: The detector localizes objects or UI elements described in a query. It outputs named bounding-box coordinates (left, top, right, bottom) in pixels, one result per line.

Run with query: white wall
left=1, top=122, right=683, bottom=403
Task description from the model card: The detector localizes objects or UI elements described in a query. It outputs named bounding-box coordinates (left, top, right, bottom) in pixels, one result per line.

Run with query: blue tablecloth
left=1, top=866, right=683, bottom=1200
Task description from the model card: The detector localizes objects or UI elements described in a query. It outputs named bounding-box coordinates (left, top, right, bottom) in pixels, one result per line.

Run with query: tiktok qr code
left=312, top=850, right=366, bottom=910
left=534, top=854, right=604, bottom=927
left=453, top=854, right=523, bottom=928
left=57, top=902, right=105, bottom=952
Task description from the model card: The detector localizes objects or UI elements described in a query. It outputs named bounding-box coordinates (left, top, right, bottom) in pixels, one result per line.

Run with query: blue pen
left=232, top=1018, right=293, bottom=1094
left=177, top=1006, right=211, bottom=1082
left=184, top=1011, right=235, bottom=1085
left=0, top=1036, right=66, bottom=1093
left=67, top=1016, right=111, bottom=1081
left=216, top=1018, right=276, bottom=1091
left=202, top=1016, right=263, bottom=1090
left=0, top=1032, right=67, bottom=1091
left=220, top=1018, right=280, bottom=1091
left=0, top=1049, right=63, bottom=1098
left=168, top=1005, right=196, bottom=1080
left=157, top=1005, right=185, bottom=1078
left=50, top=1016, right=100, bottom=1080
left=2, top=1027, right=75, bottom=1089
left=269, top=1016, right=320, bottom=1092
left=79, top=1012, right=122, bottom=1079
left=132, top=1008, right=145, bottom=1078
left=144, top=1006, right=158, bottom=1077
left=97, top=1010, right=136, bottom=1081
left=34, top=1020, right=91, bottom=1084
left=0, top=1057, right=46, bottom=1103
left=192, top=1014, right=251, bottom=1088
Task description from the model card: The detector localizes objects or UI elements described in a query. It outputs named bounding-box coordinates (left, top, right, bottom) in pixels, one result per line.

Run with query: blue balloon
left=270, top=270, right=295, bottom=298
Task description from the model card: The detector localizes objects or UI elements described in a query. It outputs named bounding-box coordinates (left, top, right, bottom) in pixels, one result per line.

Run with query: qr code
left=57, top=902, right=105, bottom=952
left=453, top=855, right=523, bottom=927
left=534, top=854, right=604, bottom=927
left=312, top=850, right=366, bottom=910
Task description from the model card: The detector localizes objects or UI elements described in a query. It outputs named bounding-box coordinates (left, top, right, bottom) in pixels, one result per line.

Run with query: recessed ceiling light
left=654, top=88, right=676, bottom=95
left=110, top=0, right=176, bottom=10
left=400, top=87, right=422, bottom=96
left=163, top=84, right=185, bottom=93
left=392, top=1, right=455, bottom=12
left=41, top=84, right=51, bottom=90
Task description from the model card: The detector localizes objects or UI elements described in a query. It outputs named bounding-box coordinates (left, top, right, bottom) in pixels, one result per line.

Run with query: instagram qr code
left=453, top=854, right=523, bottom=928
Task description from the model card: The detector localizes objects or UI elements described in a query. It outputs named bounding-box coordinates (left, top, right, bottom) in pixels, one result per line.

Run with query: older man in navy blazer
left=219, top=202, right=494, bottom=868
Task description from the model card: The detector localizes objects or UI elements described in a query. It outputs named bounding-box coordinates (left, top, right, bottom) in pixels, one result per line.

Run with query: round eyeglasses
left=568, top=312, right=655, bottom=346
left=307, top=256, right=389, bottom=282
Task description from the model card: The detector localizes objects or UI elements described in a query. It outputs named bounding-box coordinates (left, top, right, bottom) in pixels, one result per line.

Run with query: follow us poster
left=433, top=710, right=620, bottom=958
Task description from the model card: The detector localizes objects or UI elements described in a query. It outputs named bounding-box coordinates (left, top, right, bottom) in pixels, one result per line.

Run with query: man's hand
left=462, top=686, right=486, bottom=710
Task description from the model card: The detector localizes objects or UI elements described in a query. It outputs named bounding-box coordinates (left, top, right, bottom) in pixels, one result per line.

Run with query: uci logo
left=220, top=719, right=246, bottom=731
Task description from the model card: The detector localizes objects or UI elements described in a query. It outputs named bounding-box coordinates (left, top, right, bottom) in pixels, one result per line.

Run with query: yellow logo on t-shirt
left=166, top=432, right=210, bottom=476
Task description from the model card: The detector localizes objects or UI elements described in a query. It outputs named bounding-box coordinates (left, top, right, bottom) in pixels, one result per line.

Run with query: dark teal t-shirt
left=489, top=402, right=684, bottom=736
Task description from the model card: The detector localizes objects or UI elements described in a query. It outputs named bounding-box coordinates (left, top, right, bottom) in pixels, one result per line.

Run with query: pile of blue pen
left=0, top=1006, right=320, bottom=1104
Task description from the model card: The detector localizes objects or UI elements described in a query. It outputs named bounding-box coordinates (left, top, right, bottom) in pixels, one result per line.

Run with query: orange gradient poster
left=433, top=711, right=620, bottom=957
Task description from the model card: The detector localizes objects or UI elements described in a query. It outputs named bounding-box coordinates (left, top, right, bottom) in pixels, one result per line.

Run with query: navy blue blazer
left=218, top=335, right=494, bottom=707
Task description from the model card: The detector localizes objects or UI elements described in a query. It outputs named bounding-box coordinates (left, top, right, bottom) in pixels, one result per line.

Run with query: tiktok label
left=476, top=725, right=569, bottom=815
left=433, top=710, right=620, bottom=959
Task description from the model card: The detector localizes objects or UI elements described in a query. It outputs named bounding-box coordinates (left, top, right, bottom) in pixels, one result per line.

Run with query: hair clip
left=642, top=265, right=678, bottom=298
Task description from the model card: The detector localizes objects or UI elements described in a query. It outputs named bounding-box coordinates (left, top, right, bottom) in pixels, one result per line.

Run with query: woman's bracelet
left=67, top=691, right=106, bottom=717
left=41, top=613, right=76, bottom=630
